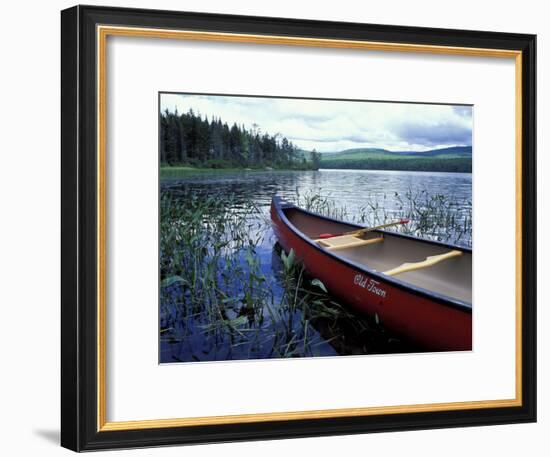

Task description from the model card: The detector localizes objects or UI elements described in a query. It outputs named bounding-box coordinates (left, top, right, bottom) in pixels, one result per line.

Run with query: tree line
left=160, top=109, right=319, bottom=169
left=320, top=157, right=472, bottom=173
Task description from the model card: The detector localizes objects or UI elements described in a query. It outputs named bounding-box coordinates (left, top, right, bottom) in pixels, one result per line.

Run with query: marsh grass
left=160, top=194, right=325, bottom=361
left=293, top=187, right=472, bottom=247
left=160, top=192, right=411, bottom=362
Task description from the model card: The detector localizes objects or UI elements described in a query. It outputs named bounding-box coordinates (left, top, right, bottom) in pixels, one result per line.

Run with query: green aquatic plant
left=293, top=188, right=350, bottom=221
left=290, top=187, right=471, bottom=247
left=159, top=191, right=410, bottom=362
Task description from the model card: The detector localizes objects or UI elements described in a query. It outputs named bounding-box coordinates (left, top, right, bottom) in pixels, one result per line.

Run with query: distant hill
left=319, top=146, right=472, bottom=172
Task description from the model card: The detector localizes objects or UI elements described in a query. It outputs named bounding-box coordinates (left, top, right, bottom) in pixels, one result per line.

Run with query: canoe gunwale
left=272, top=196, right=472, bottom=314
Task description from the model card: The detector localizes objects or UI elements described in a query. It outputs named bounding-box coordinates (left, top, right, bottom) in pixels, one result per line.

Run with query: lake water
left=160, top=169, right=472, bottom=363
left=162, top=169, right=472, bottom=246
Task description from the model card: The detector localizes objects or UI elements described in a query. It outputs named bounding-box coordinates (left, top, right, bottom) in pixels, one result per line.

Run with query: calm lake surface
left=160, top=169, right=472, bottom=363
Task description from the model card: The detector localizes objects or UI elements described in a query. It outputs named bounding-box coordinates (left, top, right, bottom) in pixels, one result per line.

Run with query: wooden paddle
left=318, top=218, right=410, bottom=240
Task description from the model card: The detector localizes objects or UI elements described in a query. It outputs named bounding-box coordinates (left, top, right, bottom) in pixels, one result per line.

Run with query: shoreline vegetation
left=160, top=164, right=472, bottom=179
left=161, top=109, right=321, bottom=171
left=160, top=109, right=472, bottom=174
left=321, top=157, right=471, bottom=173
left=160, top=164, right=314, bottom=179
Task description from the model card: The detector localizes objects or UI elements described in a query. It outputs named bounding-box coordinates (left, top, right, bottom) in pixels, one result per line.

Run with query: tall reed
left=160, top=191, right=411, bottom=362
left=292, top=187, right=471, bottom=247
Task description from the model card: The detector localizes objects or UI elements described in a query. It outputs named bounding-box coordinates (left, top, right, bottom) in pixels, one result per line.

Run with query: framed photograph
left=61, top=5, right=536, bottom=452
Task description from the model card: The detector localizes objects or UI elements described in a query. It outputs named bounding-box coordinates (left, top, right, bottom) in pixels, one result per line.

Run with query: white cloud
left=160, top=93, right=472, bottom=153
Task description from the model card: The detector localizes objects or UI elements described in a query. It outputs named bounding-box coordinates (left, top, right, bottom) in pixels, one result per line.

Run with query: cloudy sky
left=160, top=93, right=472, bottom=153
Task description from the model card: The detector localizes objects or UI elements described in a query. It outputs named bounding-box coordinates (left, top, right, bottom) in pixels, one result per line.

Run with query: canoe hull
left=271, top=199, right=472, bottom=351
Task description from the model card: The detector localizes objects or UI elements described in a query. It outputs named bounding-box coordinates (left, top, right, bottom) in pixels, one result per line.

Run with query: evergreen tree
left=310, top=148, right=321, bottom=169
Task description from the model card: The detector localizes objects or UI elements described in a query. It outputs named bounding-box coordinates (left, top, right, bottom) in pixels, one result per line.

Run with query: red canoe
left=271, top=196, right=472, bottom=351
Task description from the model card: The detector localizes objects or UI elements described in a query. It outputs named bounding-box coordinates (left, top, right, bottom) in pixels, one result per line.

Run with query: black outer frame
left=61, top=4, right=536, bottom=452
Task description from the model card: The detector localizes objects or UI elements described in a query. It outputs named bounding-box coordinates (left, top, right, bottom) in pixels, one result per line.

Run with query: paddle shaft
left=342, top=218, right=410, bottom=237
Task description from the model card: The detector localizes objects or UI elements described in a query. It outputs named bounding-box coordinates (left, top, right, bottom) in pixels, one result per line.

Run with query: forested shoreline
left=160, top=109, right=320, bottom=170
left=160, top=109, right=471, bottom=173
left=320, top=157, right=472, bottom=173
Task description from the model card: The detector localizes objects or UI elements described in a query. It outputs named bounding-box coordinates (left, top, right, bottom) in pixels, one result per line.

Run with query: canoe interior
left=284, top=208, right=472, bottom=304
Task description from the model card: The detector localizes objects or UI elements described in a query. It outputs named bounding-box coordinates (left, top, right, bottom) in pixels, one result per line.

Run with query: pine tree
left=310, top=148, right=321, bottom=169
